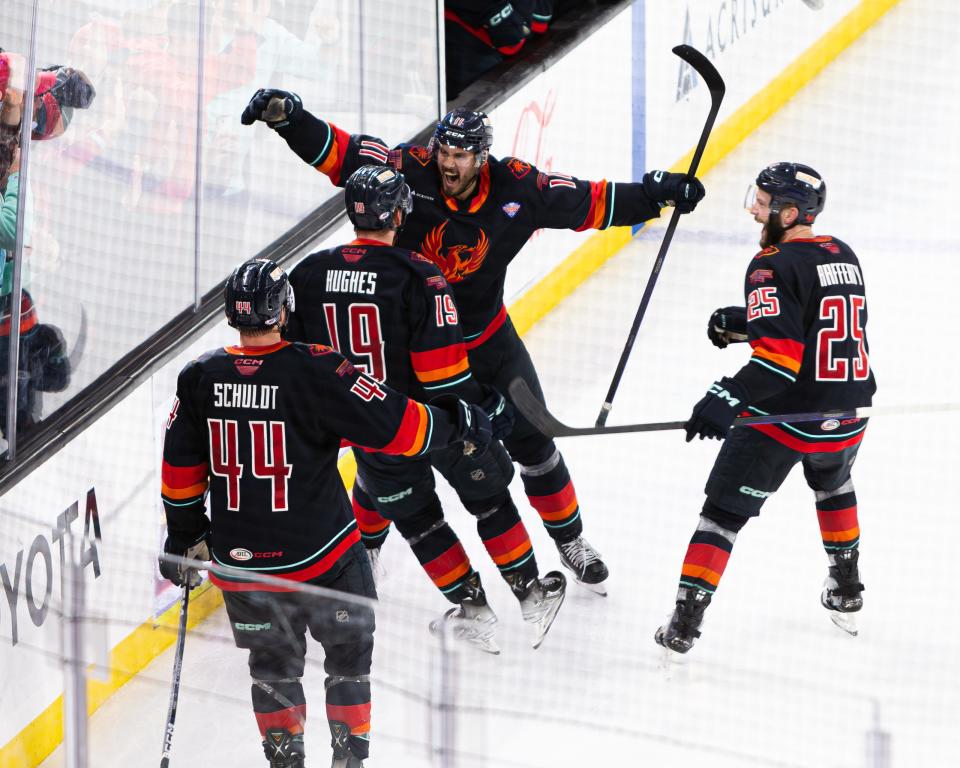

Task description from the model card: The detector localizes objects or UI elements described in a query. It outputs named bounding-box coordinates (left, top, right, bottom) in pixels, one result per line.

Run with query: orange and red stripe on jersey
left=410, top=343, right=471, bottom=388
left=749, top=422, right=867, bottom=454
left=161, top=461, right=209, bottom=501
left=312, top=121, right=352, bottom=185
left=379, top=399, right=431, bottom=457
left=750, top=336, right=804, bottom=375
left=326, top=702, right=371, bottom=736
left=575, top=180, right=610, bottom=232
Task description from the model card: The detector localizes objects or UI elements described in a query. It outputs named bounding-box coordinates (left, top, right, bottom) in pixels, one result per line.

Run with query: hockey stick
left=512, top=377, right=960, bottom=438
left=160, top=584, right=190, bottom=768
left=596, top=45, right=725, bottom=427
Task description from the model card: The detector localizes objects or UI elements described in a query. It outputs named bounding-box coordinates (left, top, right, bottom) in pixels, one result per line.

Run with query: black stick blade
left=672, top=44, right=725, bottom=97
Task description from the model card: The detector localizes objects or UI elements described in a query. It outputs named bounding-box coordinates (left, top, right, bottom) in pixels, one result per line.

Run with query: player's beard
left=440, top=166, right=478, bottom=199
left=760, top=213, right=788, bottom=247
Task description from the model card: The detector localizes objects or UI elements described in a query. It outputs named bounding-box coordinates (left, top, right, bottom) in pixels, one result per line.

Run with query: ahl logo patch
left=820, top=419, right=840, bottom=432
left=230, top=548, right=253, bottom=561
left=502, top=201, right=521, bottom=218
left=749, top=268, right=775, bottom=284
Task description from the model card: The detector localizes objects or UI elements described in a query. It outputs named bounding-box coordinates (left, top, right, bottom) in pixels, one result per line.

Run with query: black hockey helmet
left=344, top=164, right=413, bottom=231
left=224, top=258, right=295, bottom=330
left=756, top=162, right=826, bottom=224
left=430, top=108, right=494, bottom=166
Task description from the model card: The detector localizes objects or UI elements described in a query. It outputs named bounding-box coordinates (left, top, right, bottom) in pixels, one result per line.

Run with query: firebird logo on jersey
left=234, top=358, right=263, bottom=376
left=310, top=344, right=334, bottom=356
left=351, top=375, right=387, bottom=402
left=505, top=157, right=531, bottom=179
left=819, top=241, right=841, bottom=255
left=408, top=145, right=432, bottom=167
left=748, top=269, right=775, bottom=285
left=420, top=221, right=489, bottom=282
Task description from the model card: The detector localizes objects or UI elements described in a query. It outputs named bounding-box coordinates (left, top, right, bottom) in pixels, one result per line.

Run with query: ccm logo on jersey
left=708, top=383, right=741, bottom=407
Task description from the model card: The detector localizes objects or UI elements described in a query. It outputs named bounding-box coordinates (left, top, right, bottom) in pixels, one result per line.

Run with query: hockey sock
left=678, top=509, right=742, bottom=596
left=326, top=675, right=371, bottom=760
left=520, top=448, right=582, bottom=540
left=395, top=504, right=477, bottom=603
left=815, top=479, right=860, bottom=554
left=470, top=496, right=539, bottom=587
left=252, top=679, right=307, bottom=737
left=352, top=484, right=391, bottom=548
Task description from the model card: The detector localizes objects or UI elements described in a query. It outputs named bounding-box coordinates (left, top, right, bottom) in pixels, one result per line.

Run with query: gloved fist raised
left=707, top=306, right=748, bottom=349
left=480, top=387, right=515, bottom=440
left=483, top=2, right=530, bottom=53
left=684, top=377, right=748, bottom=443
left=159, top=521, right=211, bottom=588
left=240, top=88, right=301, bottom=128
left=642, top=170, right=705, bottom=214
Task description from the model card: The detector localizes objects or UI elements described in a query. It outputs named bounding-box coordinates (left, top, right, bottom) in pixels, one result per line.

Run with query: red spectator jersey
left=160, top=341, right=467, bottom=590
left=733, top=236, right=877, bottom=452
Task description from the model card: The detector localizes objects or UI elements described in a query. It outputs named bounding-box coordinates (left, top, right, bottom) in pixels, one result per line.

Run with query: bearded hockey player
left=657, top=162, right=876, bottom=655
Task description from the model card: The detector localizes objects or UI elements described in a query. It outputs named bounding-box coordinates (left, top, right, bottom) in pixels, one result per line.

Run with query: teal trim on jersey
left=161, top=496, right=203, bottom=507
left=543, top=510, right=580, bottom=529
left=497, top=550, right=535, bottom=572
left=746, top=405, right=868, bottom=439
left=417, top=408, right=435, bottom=456
left=422, top=372, right=473, bottom=390
left=440, top=573, right=472, bottom=594
left=603, top=183, right=616, bottom=229
left=463, top=328, right=483, bottom=341
left=212, top=520, right=357, bottom=571
left=309, top=128, right=334, bottom=167
left=750, top=357, right=797, bottom=382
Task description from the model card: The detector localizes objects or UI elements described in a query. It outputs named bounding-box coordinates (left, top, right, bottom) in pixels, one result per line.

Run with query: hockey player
left=158, top=258, right=494, bottom=768
left=241, top=89, right=706, bottom=595
left=657, top=162, right=876, bottom=654
left=285, top=164, right=566, bottom=652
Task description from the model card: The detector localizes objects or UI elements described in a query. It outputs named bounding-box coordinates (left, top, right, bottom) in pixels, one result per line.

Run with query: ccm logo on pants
left=739, top=486, right=771, bottom=499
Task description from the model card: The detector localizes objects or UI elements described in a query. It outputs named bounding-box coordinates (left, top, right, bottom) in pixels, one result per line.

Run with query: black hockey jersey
left=732, top=236, right=877, bottom=452
left=285, top=239, right=483, bottom=403
left=160, top=341, right=468, bottom=590
left=275, top=111, right=663, bottom=343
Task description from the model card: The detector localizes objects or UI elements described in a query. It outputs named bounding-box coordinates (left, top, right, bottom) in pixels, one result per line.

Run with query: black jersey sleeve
left=275, top=109, right=390, bottom=187
left=161, top=362, right=211, bottom=545
left=406, top=258, right=483, bottom=400
left=302, top=345, right=471, bottom=456
left=729, top=250, right=804, bottom=403
left=514, top=160, right=661, bottom=232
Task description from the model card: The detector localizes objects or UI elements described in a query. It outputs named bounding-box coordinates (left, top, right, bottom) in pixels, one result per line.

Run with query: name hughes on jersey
left=326, top=269, right=377, bottom=295
left=213, top=383, right=279, bottom=410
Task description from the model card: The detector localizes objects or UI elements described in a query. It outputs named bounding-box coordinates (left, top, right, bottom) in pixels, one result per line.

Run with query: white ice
left=41, top=0, right=960, bottom=765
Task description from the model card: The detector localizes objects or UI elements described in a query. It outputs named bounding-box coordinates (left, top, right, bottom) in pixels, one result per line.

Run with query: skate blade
left=529, top=587, right=566, bottom=650
left=429, top=614, right=502, bottom=655
left=828, top=610, right=858, bottom=636
left=560, top=561, right=608, bottom=596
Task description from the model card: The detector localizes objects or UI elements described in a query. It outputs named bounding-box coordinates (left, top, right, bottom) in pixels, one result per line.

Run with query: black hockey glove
left=483, top=2, right=530, bottom=53
left=642, top=170, right=705, bottom=214
left=28, top=323, right=71, bottom=392
left=431, top=394, right=494, bottom=456
left=684, top=377, right=749, bottom=442
left=240, top=88, right=302, bottom=129
left=480, top=387, right=515, bottom=440
left=159, top=519, right=211, bottom=588
left=707, top=306, right=748, bottom=349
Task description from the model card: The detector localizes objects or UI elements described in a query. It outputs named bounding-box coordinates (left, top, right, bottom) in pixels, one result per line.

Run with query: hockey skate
left=262, top=728, right=305, bottom=768
left=517, top=571, right=567, bottom=649
left=821, top=548, right=864, bottom=636
left=430, top=594, right=501, bottom=655
left=556, top=535, right=609, bottom=596
left=655, top=588, right=712, bottom=656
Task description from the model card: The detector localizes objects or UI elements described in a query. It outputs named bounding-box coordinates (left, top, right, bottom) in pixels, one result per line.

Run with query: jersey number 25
left=816, top=295, right=869, bottom=382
